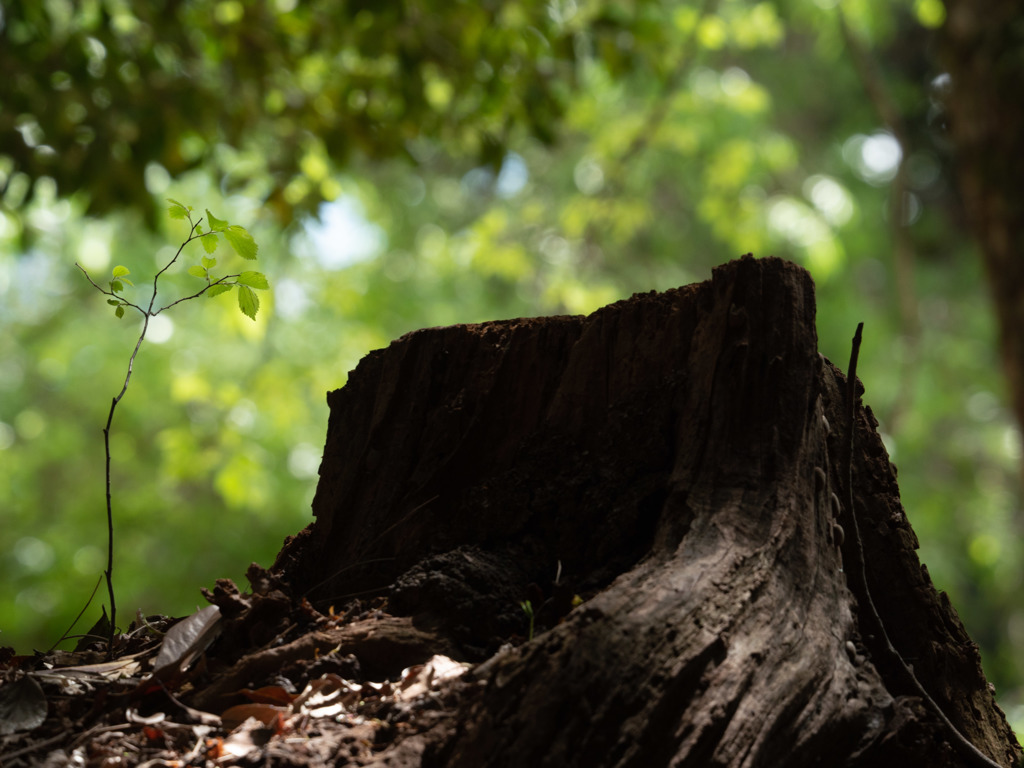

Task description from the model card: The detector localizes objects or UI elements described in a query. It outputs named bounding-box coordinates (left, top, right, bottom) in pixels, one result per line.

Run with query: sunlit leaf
left=697, top=16, right=727, bottom=50
left=166, top=198, right=190, bottom=220
left=112, top=265, right=130, bottom=278
left=206, top=209, right=228, bottom=230
left=187, top=265, right=208, bottom=279
left=238, top=285, right=260, bottom=319
left=224, top=225, right=258, bottom=260
left=914, top=0, right=946, bottom=28
left=207, top=283, right=233, bottom=298
left=201, top=233, right=219, bottom=254
left=237, top=271, right=269, bottom=289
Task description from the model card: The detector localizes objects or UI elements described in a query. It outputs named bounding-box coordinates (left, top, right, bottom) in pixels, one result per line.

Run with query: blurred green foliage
left=1, top=0, right=1021, bottom=736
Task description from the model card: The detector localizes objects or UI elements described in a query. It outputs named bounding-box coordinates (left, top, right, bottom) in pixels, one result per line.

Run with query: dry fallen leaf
left=220, top=703, right=287, bottom=731
left=152, top=605, right=222, bottom=675
left=0, top=675, right=48, bottom=735
left=240, top=685, right=296, bottom=706
left=292, top=673, right=363, bottom=719
left=395, top=655, right=470, bottom=702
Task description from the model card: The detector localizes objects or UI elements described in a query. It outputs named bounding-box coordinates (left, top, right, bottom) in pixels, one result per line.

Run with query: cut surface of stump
left=272, top=255, right=1020, bottom=767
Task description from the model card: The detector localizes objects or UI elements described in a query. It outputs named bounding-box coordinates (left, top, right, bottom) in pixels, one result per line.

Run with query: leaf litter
left=0, top=563, right=477, bottom=767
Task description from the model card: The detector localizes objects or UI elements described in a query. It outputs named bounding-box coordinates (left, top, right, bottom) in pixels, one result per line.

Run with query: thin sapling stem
left=77, top=201, right=267, bottom=654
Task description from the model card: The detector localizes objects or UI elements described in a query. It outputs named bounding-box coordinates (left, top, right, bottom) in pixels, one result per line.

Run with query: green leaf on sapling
left=109, top=266, right=133, bottom=292
left=115, top=305, right=125, bottom=318
left=206, top=209, right=228, bottom=230
left=200, top=234, right=218, bottom=254
left=207, top=284, right=233, bottom=298
left=237, top=285, right=260, bottom=319
left=188, top=265, right=208, bottom=279
left=201, top=256, right=217, bottom=269
left=107, top=299, right=120, bottom=306
left=236, top=271, right=269, bottom=289
left=167, top=198, right=190, bottom=220
left=224, top=225, right=258, bottom=260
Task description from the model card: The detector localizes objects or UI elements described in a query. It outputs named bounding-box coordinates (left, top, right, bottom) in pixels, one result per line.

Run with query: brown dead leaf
left=220, top=702, right=287, bottom=731
left=292, top=673, right=363, bottom=719
left=0, top=675, right=47, bottom=735
left=152, top=605, right=221, bottom=676
left=395, top=655, right=470, bottom=702
left=239, top=685, right=295, bottom=706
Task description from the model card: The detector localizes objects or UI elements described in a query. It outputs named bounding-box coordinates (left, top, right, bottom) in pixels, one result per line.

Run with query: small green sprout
left=520, top=599, right=535, bottom=641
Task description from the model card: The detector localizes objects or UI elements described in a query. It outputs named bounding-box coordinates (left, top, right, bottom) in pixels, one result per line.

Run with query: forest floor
left=0, top=564, right=479, bottom=767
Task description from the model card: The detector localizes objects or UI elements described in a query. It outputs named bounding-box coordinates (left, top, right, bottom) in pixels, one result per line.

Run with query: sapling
left=77, top=199, right=269, bottom=651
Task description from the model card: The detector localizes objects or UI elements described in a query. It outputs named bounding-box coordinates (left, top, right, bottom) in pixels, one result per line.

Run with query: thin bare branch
left=75, top=263, right=146, bottom=316
left=155, top=274, right=240, bottom=315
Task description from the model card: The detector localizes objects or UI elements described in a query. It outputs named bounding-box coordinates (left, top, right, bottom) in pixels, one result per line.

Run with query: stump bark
left=273, top=255, right=1020, bottom=767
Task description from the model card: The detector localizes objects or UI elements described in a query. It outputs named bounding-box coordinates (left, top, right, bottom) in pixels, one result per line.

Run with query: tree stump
left=273, top=255, right=1020, bottom=767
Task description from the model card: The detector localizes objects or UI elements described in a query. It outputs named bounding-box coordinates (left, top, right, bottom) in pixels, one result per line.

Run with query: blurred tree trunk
left=274, top=257, right=1020, bottom=767
left=940, top=1, right=1024, bottom=441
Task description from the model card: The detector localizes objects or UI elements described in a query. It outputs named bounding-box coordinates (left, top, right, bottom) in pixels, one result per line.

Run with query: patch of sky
left=297, top=195, right=386, bottom=270
left=274, top=277, right=313, bottom=320
left=496, top=153, right=528, bottom=198
left=802, top=175, right=854, bottom=227
left=843, top=131, right=902, bottom=186
left=1, top=250, right=63, bottom=324
left=460, top=152, right=529, bottom=199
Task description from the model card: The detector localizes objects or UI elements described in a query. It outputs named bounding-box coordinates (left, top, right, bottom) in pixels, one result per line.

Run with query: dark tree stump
left=273, top=256, right=1020, bottom=767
